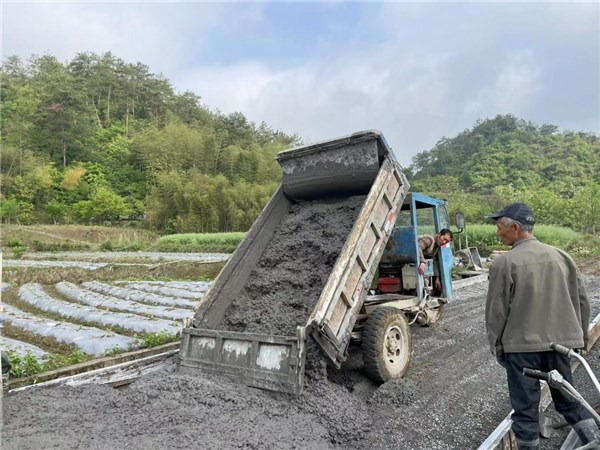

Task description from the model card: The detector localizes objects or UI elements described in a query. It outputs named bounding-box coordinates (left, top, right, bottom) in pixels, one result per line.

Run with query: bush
left=457, top=224, right=594, bottom=257
left=31, top=240, right=91, bottom=252
left=6, top=237, right=25, bottom=248
left=6, top=349, right=87, bottom=379
left=139, top=331, right=178, bottom=348
left=6, top=351, right=44, bottom=378
left=5, top=237, right=27, bottom=258
left=73, top=187, right=133, bottom=224
left=154, top=232, right=245, bottom=253
left=100, top=239, right=145, bottom=252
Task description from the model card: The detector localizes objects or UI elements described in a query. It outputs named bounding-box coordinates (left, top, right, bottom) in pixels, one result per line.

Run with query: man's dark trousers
left=504, top=351, right=593, bottom=441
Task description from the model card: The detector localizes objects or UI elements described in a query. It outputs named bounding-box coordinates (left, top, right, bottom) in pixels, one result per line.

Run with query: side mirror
left=455, top=212, right=465, bottom=232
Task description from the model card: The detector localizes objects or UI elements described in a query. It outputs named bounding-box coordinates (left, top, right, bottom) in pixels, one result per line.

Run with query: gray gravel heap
left=217, top=195, right=366, bottom=336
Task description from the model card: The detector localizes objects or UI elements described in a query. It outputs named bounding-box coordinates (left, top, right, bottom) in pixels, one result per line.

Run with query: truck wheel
left=362, top=307, right=412, bottom=384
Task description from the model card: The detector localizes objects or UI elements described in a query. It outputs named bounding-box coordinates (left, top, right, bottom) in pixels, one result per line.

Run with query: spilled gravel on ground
left=3, top=276, right=600, bottom=449
left=2, top=346, right=371, bottom=450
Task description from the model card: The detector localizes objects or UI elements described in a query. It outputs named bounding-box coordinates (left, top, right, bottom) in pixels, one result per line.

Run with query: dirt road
left=3, top=273, right=599, bottom=450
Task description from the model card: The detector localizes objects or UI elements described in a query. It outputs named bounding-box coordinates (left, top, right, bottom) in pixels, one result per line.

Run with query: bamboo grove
left=1, top=53, right=599, bottom=235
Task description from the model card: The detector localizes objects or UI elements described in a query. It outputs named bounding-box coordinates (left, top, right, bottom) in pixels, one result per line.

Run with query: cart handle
left=523, top=368, right=551, bottom=382
left=550, top=342, right=572, bottom=356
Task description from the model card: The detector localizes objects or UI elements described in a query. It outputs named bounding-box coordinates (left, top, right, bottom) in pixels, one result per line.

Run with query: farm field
left=1, top=250, right=224, bottom=380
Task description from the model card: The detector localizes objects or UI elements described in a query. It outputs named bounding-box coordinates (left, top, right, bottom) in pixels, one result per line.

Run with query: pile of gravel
left=219, top=195, right=366, bottom=336
left=3, top=346, right=373, bottom=450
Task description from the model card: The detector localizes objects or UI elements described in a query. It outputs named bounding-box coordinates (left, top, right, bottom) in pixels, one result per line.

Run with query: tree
left=28, top=54, right=93, bottom=168
left=0, top=198, right=20, bottom=224
left=73, top=186, right=131, bottom=223
left=570, top=182, right=600, bottom=234
left=0, top=84, right=39, bottom=176
left=45, top=200, right=66, bottom=224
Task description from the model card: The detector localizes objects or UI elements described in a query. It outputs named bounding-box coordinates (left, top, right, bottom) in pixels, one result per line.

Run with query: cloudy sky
left=2, top=1, right=599, bottom=165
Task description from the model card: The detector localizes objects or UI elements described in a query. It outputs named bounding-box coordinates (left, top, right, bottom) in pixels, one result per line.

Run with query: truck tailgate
left=178, top=327, right=306, bottom=395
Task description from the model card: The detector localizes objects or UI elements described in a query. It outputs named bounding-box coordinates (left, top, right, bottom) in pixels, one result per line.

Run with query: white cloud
left=466, top=51, right=541, bottom=115
left=492, top=62, right=541, bottom=113
left=1, top=2, right=229, bottom=73
left=1, top=1, right=598, bottom=166
left=177, top=50, right=449, bottom=164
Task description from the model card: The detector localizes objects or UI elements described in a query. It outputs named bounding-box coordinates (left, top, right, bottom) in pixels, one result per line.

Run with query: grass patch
left=1, top=225, right=158, bottom=253
left=153, top=232, right=245, bottom=253
left=7, top=350, right=87, bottom=379
left=457, top=224, right=599, bottom=257
left=30, top=240, right=91, bottom=252
left=100, top=239, right=146, bottom=252
left=2, top=225, right=243, bottom=254
left=5, top=237, right=27, bottom=258
left=138, top=330, right=179, bottom=348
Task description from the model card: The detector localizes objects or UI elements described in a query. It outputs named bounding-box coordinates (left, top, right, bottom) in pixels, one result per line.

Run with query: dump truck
left=178, top=130, right=458, bottom=394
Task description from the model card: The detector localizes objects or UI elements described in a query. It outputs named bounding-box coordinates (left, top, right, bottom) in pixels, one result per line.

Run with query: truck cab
left=353, top=193, right=458, bottom=383
left=378, top=192, right=454, bottom=302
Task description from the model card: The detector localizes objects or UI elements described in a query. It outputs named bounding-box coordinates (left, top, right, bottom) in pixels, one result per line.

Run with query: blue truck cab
left=378, top=192, right=454, bottom=302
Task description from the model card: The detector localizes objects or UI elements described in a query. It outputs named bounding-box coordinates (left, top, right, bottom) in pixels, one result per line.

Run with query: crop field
left=0, top=252, right=222, bottom=378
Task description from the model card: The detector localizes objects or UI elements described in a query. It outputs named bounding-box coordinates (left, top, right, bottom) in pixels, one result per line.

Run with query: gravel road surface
left=3, top=276, right=598, bottom=450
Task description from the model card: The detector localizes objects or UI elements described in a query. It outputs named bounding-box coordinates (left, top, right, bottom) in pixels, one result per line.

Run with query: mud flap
left=178, top=327, right=307, bottom=395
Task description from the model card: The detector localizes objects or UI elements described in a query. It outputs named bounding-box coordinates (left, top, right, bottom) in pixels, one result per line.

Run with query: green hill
left=407, top=114, right=600, bottom=233
left=0, top=52, right=298, bottom=233
left=2, top=53, right=598, bottom=235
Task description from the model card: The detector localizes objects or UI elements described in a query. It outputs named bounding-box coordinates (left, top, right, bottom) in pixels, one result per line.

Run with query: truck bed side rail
left=307, top=157, right=410, bottom=367
left=178, top=327, right=306, bottom=395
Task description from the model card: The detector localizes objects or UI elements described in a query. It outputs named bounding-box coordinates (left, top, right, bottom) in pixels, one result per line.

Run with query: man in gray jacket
left=485, top=202, right=598, bottom=450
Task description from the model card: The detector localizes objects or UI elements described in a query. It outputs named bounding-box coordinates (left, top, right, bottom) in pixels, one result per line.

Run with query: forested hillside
left=0, top=52, right=299, bottom=232
left=407, top=115, right=600, bottom=234
left=2, top=54, right=599, bottom=235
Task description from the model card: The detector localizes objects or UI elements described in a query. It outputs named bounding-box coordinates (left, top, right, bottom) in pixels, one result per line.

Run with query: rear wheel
left=362, top=307, right=412, bottom=384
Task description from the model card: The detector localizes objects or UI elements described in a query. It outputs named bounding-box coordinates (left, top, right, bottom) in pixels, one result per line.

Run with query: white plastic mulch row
left=56, top=282, right=194, bottom=321
left=127, top=281, right=213, bottom=290
left=3, top=260, right=108, bottom=270
left=23, top=251, right=231, bottom=262
left=82, top=281, right=198, bottom=309
left=0, top=336, right=48, bottom=359
left=0, top=304, right=138, bottom=356
left=117, top=281, right=211, bottom=300
left=19, top=283, right=181, bottom=335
